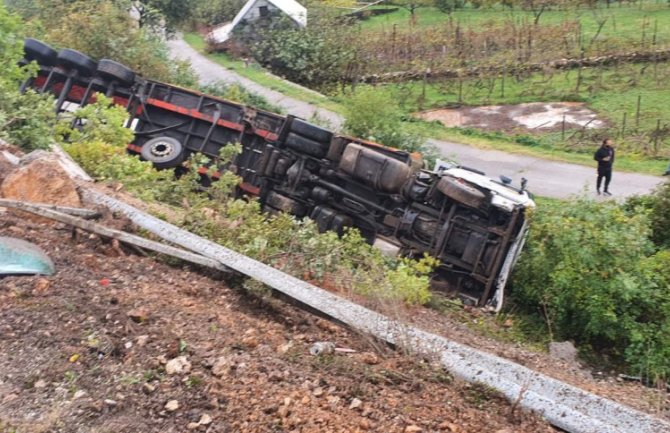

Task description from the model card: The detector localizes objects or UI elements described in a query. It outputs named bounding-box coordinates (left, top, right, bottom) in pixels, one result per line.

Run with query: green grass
left=183, top=32, right=344, bottom=115
left=362, top=3, right=670, bottom=46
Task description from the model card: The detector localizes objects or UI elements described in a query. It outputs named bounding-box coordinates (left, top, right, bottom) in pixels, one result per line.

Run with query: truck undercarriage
left=20, top=38, right=535, bottom=311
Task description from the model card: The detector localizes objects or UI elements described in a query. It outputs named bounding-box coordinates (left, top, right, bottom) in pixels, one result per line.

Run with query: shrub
left=0, top=3, right=55, bottom=150
left=343, top=87, right=425, bottom=153
left=512, top=195, right=670, bottom=380
left=640, top=182, right=670, bottom=249
left=250, top=16, right=355, bottom=91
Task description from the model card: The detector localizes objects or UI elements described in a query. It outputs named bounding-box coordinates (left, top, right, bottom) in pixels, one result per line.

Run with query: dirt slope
left=0, top=212, right=555, bottom=433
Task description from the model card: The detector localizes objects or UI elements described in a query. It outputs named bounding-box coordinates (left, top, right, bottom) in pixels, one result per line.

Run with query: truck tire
left=437, top=176, right=486, bottom=208
left=140, top=136, right=185, bottom=169
left=57, top=49, right=97, bottom=76
left=285, top=132, right=327, bottom=158
left=97, top=59, right=135, bottom=86
left=290, top=118, right=332, bottom=143
left=24, top=39, right=57, bottom=65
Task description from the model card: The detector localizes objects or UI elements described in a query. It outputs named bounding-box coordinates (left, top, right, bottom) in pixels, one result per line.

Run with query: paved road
left=168, top=37, right=665, bottom=199
left=429, top=139, right=665, bottom=199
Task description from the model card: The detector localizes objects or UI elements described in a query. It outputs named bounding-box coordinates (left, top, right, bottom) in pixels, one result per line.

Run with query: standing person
left=594, top=138, right=615, bottom=196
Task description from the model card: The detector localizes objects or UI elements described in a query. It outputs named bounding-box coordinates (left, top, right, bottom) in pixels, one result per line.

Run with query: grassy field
left=362, top=3, right=670, bottom=45
left=183, top=33, right=344, bottom=114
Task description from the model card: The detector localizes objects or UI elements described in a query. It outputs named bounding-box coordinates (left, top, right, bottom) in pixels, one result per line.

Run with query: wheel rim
left=149, top=141, right=173, bottom=157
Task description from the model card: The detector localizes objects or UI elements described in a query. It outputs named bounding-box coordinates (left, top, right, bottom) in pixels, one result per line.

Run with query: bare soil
left=417, top=102, right=606, bottom=133
left=0, top=211, right=554, bottom=433
left=1, top=197, right=667, bottom=433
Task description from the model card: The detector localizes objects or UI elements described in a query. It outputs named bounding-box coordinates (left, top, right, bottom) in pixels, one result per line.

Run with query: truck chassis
left=20, top=38, right=535, bottom=311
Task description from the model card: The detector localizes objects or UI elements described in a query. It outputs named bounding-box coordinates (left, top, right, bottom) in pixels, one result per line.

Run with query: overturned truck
left=20, top=38, right=535, bottom=311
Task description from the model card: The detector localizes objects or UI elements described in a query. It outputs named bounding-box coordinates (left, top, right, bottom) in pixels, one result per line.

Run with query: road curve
left=168, top=37, right=666, bottom=199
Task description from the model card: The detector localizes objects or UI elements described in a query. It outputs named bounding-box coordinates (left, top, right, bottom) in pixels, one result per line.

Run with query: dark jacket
left=594, top=145, right=615, bottom=170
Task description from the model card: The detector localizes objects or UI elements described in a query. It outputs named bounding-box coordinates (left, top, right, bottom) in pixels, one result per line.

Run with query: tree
left=393, top=0, right=433, bottom=19
left=434, top=0, right=465, bottom=15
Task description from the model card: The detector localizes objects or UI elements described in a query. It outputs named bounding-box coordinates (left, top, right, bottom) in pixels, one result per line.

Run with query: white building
left=208, top=0, right=307, bottom=45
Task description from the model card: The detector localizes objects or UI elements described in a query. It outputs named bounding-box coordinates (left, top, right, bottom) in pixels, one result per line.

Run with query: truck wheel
left=24, top=39, right=57, bottom=66
left=437, top=176, right=486, bottom=208
left=97, top=59, right=135, bottom=86
left=57, top=49, right=97, bottom=76
left=290, top=118, right=333, bottom=143
left=140, top=136, right=185, bottom=169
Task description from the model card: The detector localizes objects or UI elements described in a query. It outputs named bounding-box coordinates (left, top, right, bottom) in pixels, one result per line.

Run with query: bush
left=631, top=182, right=670, bottom=249
left=250, top=16, right=355, bottom=91
left=0, top=3, right=55, bottom=150
left=512, top=195, right=670, bottom=380
left=343, top=87, right=425, bottom=153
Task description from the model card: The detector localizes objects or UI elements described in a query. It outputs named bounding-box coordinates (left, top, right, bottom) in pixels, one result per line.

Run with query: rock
left=359, top=419, right=371, bottom=430
left=73, top=390, right=87, bottom=399
left=104, top=399, right=118, bottom=406
left=309, top=342, right=335, bottom=356
left=2, top=393, right=18, bottom=403
left=242, top=331, right=259, bottom=349
left=0, top=156, right=82, bottom=222
left=438, top=421, right=460, bottom=432
left=198, top=414, right=212, bottom=425
left=349, top=398, right=363, bottom=410
left=277, top=341, right=293, bottom=354
left=165, top=356, right=191, bottom=375
left=137, top=335, right=149, bottom=346
left=277, top=405, right=290, bottom=418
left=127, top=307, right=150, bottom=323
left=0, top=152, right=17, bottom=185
left=34, top=379, right=47, bottom=389
left=360, top=352, right=380, bottom=365
left=187, top=422, right=200, bottom=430
left=312, top=387, right=324, bottom=397
left=326, top=396, right=340, bottom=405
left=405, top=426, right=423, bottom=433
left=165, top=399, right=179, bottom=412
left=142, top=383, right=156, bottom=395
left=211, top=356, right=232, bottom=377
left=549, top=341, right=579, bottom=364
left=32, top=278, right=50, bottom=296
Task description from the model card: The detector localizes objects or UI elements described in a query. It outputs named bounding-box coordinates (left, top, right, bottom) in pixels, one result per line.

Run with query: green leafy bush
left=343, top=87, right=426, bottom=154
left=626, top=182, right=670, bottom=249
left=512, top=196, right=670, bottom=380
left=0, top=3, right=55, bottom=150
left=250, top=16, right=355, bottom=91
